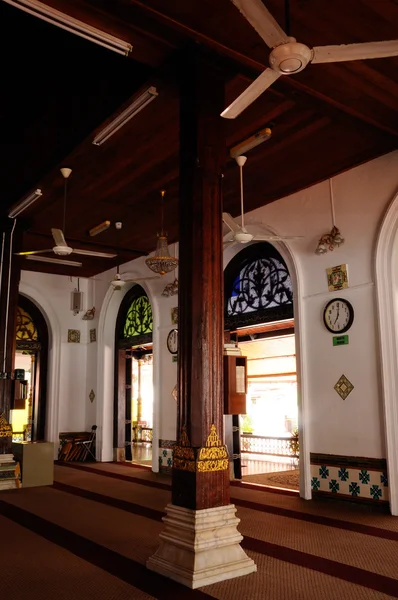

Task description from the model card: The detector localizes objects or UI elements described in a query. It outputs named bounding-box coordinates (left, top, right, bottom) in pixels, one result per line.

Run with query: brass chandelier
left=145, top=190, right=179, bottom=276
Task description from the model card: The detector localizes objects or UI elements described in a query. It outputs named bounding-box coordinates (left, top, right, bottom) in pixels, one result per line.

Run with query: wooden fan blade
left=15, top=249, right=53, bottom=256
left=73, top=249, right=117, bottom=258
left=223, top=213, right=241, bottom=233
left=221, top=69, right=280, bottom=119
left=231, top=0, right=289, bottom=48
left=253, top=234, right=303, bottom=240
left=25, top=255, right=82, bottom=267
left=311, top=40, right=398, bottom=64
left=51, top=228, right=67, bottom=247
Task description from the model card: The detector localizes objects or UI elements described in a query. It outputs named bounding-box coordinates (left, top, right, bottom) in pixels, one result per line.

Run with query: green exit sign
left=333, top=335, right=349, bottom=346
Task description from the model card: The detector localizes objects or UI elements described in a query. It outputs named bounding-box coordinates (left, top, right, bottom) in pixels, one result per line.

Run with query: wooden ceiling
left=3, top=0, right=398, bottom=277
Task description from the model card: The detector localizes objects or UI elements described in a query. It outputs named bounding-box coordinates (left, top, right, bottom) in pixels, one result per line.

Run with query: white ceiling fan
left=15, top=168, right=117, bottom=267
left=110, top=265, right=161, bottom=290
left=221, top=0, right=398, bottom=119
left=223, top=155, right=302, bottom=245
left=109, top=222, right=161, bottom=290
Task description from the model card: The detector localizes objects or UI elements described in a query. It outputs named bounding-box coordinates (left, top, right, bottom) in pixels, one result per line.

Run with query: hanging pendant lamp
left=145, top=190, right=179, bottom=275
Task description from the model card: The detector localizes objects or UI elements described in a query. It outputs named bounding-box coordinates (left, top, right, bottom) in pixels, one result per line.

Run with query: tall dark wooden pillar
left=172, top=53, right=229, bottom=510
left=0, top=218, right=22, bottom=449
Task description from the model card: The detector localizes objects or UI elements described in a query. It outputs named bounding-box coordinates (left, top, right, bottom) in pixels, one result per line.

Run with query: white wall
left=225, top=150, right=398, bottom=458
left=21, top=150, right=398, bottom=467
left=19, top=271, right=93, bottom=438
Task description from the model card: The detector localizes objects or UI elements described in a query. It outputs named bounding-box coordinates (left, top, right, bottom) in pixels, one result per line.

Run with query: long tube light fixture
left=4, top=0, right=132, bottom=56
left=8, top=189, right=42, bottom=219
left=92, top=87, right=158, bottom=146
left=230, top=127, right=272, bottom=158
left=89, top=220, right=111, bottom=236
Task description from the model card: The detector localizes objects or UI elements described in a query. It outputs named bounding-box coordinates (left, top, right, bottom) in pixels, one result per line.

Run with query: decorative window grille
left=224, top=243, right=293, bottom=330
left=16, top=306, right=39, bottom=342
left=116, top=285, right=153, bottom=349
left=123, top=295, right=153, bottom=338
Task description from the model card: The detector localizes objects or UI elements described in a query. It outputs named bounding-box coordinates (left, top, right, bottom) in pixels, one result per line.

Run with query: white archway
left=375, top=190, right=398, bottom=515
left=224, top=231, right=310, bottom=500
left=19, top=281, right=62, bottom=456
left=96, top=276, right=160, bottom=465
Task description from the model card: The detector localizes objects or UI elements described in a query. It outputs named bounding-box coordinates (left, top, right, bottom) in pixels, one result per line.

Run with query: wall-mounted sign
left=326, top=264, right=348, bottom=292
left=333, top=335, right=349, bottom=346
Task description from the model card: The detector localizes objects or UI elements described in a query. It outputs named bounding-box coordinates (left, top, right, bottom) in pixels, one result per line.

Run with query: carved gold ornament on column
left=173, top=424, right=229, bottom=473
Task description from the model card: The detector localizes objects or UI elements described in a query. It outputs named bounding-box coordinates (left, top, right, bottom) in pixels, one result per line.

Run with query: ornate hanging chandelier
left=145, top=190, right=179, bottom=275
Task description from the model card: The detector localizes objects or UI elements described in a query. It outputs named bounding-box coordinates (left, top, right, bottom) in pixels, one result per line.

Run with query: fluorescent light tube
left=8, top=189, right=42, bottom=218
left=4, top=0, right=132, bottom=56
left=89, top=220, right=111, bottom=237
left=230, top=127, right=272, bottom=158
left=25, top=255, right=82, bottom=267
left=92, top=87, right=158, bottom=146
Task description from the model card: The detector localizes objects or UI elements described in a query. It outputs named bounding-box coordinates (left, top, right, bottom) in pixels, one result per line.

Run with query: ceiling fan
left=221, top=0, right=398, bottom=119
left=223, top=155, right=302, bottom=245
left=15, top=168, right=117, bottom=267
left=110, top=265, right=161, bottom=290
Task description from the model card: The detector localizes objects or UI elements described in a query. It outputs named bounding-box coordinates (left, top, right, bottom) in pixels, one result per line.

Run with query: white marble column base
left=146, top=503, right=257, bottom=589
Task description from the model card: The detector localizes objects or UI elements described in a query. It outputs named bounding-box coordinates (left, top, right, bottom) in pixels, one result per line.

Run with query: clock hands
left=334, top=308, right=340, bottom=325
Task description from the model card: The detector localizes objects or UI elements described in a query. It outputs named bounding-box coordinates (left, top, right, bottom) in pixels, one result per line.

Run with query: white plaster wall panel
left=306, top=286, right=383, bottom=457
left=85, top=340, right=97, bottom=429
left=58, top=342, right=87, bottom=431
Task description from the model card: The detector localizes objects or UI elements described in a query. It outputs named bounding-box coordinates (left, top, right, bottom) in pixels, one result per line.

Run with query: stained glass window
left=224, top=243, right=293, bottom=329
left=123, top=295, right=153, bottom=338
left=16, top=306, right=38, bottom=341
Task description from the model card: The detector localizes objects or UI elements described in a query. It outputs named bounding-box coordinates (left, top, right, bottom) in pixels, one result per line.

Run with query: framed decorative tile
left=171, top=307, right=178, bottom=325
left=90, top=328, right=96, bottom=343
left=68, top=329, right=80, bottom=343
left=334, top=374, right=354, bottom=400
left=171, top=384, right=178, bottom=402
left=326, top=264, right=348, bottom=292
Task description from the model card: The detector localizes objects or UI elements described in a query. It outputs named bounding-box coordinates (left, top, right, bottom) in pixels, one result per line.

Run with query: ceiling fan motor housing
left=235, top=231, right=254, bottom=243
left=269, top=41, right=312, bottom=74
left=53, top=245, right=73, bottom=256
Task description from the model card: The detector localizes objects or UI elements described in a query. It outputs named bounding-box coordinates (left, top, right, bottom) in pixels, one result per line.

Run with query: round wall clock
left=323, top=298, right=354, bottom=334
left=167, top=329, right=178, bottom=354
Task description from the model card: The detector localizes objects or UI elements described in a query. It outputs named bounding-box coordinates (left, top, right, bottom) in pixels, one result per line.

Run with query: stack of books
left=0, top=453, right=21, bottom=490
left=224, top=343, right=242, bottom=356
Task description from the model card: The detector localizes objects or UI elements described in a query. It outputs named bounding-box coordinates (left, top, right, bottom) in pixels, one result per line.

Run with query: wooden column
left=0, top=219, right=22, bottom=449
left=172, top=52, right=228, bottom=510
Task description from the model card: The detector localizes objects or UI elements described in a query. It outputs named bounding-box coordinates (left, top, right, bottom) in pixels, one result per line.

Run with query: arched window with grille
left=224, top=242, right=293, bottom=331
left=13, top=296, right=48, bottom=442
left=115, top=285, right=154, bottom=463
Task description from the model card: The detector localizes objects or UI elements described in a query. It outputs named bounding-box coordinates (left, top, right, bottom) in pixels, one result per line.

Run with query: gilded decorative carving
left=173, top=423, right=229, bottom=472
left=179, top=425, right=191, bottom=447
left=173, top=424, right=195, bottom=466
left=197, top=459, right=229, bottom=472
left=199, top=424, right=228, bottom=461
left=0, top=413, right=12, bottom=438
left=206, top=424, right=222, bottom=447
left=173, top=458, right=196, bottom=472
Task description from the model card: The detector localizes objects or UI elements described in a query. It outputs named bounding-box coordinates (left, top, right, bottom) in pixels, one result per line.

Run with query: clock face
left=167, top=329, right=178, bottom=354
left=323, top=298, right=354, bottom=334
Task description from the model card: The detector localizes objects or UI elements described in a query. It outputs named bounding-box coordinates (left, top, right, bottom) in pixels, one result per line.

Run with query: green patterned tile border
left=310, top=454, right=388, bottom=504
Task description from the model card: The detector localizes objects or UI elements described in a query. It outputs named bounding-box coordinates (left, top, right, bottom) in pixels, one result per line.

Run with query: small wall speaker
left=71, top=290, right=83, bottom=315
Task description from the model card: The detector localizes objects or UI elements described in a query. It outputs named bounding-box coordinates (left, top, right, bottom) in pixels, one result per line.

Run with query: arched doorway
left=224, top=242, right=299, bottom=489
left=114, top=285, right=154, bottom=465
left=10, top=295, right=48, bottom=442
